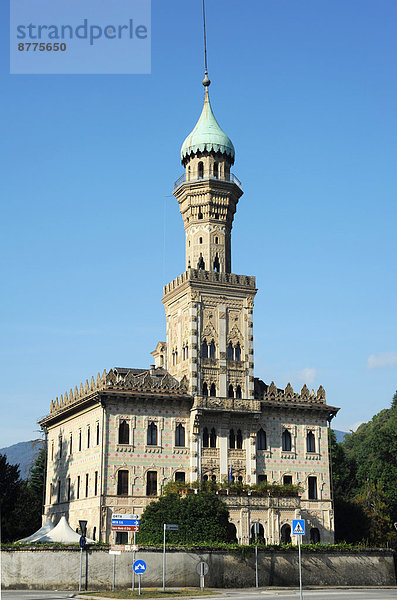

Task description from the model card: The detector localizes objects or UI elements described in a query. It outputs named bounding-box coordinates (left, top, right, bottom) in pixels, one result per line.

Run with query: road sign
left=109, top=550, right=121, bottom=555
left=196, top=561, right=209, bottom=576
left=113, top=513, right=139, bottom=520
left=292, top=519, right=305, bottom=535
left=165, top=524, right=178, bottom=531
left=133, top=560, right=147, bottom=574
left=79, top=520, right=87, bottom=535
left=79, top=535, right=86, bottom=549
left=111, top=523, right=139, bottom=532
left=111, top=516, right=140, bottom=532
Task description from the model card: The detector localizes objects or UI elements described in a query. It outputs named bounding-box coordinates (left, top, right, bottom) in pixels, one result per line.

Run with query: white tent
left=18, top=518, right=54, bottom=543
left=20, top=516, right=94, bottom=544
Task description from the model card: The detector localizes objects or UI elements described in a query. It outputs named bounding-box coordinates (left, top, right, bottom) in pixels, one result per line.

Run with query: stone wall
left=2, top=547, right=396, bottom=590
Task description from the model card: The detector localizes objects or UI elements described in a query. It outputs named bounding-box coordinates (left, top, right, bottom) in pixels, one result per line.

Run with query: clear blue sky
left=1, top=0, right=396, bottom=447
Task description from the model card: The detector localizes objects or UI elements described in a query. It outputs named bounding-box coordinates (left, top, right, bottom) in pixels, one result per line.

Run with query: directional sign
left=113, top=513, right=139, bottom=520
left=292, top=519, right=305, bottom=535
left=165, top=524, right=178, bottom=531
left=111, top=517, right=140, bottom=532
left=133, top=560, right=147, bottom=574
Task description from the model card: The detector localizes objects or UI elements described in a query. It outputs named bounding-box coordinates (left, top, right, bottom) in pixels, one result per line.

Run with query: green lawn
left=79, top=589, right=218, bottom=599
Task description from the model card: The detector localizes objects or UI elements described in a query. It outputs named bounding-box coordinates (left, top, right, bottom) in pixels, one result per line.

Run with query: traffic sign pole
left=163, top=523, right=166, bottom=592
left=138, top=574, right=141, bottom=595
left=255, top=528, right=258, bottom=588
left=298, top=535, right=302, bottom=600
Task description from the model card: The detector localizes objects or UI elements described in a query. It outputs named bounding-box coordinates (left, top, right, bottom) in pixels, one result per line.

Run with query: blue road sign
left=133, top=560, right=147, bottom=574
left=292, top=519, right=305, bottom=535
left=111, top=519, right=139, bottom=526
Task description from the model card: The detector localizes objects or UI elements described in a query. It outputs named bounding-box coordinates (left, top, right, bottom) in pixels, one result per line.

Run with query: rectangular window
left=85, top=473, right=89, bottom=497
left=283, top=475, right=293, bottom=485
left=79, top=430, right=82, bottom=451
left=87, top=427, right=90, bottom=449
left=117, top=470, right=129, bottom=496
left=96, top=422, right=100, bottom=445
left=69, top=433, right=73, bottom=454
left=175, top=471, right=185, bottom=482
left=49, top=483, right=53, bottom=502
left=308, top=476, right=317, bottom=500
left=59, top=435, right=62, bottom=458
left=94, top=471, right=98, bottom=496
left=51, top=442, right=54, bottom=461
left=146, top=471, right=157, bottom=496
left=77, top=475, right=80, bottom=499
left=67, top=477, right=71, bottom=501
left=116, top=531, right=128, bottom=544
left=93, top=527, right=96, bottom=541
left=57, top=479, right=61, bottom=503
left=258, top=474, right=267, bottom=483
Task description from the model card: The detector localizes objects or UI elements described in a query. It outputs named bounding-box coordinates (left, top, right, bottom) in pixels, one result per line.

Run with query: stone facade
left=39, top=82, right=339, bottom=546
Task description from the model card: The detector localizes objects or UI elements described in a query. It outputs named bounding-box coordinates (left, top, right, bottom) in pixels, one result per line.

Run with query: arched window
left=282, top=429, right=292, bottom=451
left=213, top=162, right=218, bottom=179
left=213, top=254, right=220, bottom=272
left=146, top=471, right=157, bottom=496
left=307, top=431, right=315, bottom=453
left=257, top=428, right=267, bottom=450
left=203, top=474, right=208, bottom=481
left=283, top=475, right=292, bottom=485
left=229, top=429, right=235, bottom=449
left=210, top=383, right=216, bottom=397
left=227, top=522, right=238, bottom=543
left=209, top=340, right=216, bottom=359
left=236, top=429, right=243, bottom=449
left=234, top=343, right=241, bottom=361
left=227, top=342, right=233, bottom=360
left=147, top=421, right=157, bottom=446
left=235, top=385, right=242, bottom=399
left=228, top=384, right=234, bottom=398
left=210, top=427, right=217, bottom=448
left=198, top=161, right=204, bottom=179
left=202, top=382, right=208, bottom=396
left=199, top=237, right=203, bottom=244
left=175, top=423, right=185, bottom=447
left=202, top=427, right=209, bottom=448
left=118, top=420, right=129, bottom=444
left=117, top=470, right=128, bottom=496
left=197, top=254, right=205, bottom=270
left=280, top=523, right=291, bottom=544
left=215, top=237, right=218, bottom=245
left=201, top=339, right=208, bottom=358
left=310, top=527, right=320, bottom=543
left=198, top=212, right=203, bottom=220
left=175, top=471, right=185, bottom=482
left=211, top=474, right=217, bottom=482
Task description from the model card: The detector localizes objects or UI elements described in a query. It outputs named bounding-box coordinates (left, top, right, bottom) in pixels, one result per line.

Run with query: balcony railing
left=173, top=172, right=242, bottom=190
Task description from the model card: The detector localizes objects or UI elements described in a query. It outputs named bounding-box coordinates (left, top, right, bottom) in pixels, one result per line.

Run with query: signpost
left=196, top=561, right=209, bottom=591
left=252, top=521, right=260, bottom=587
left=110, top=513, right=140, bottom=591
left=292, top=519, right=305, bottom=600
left=163, top=524, right=178, bottom=591
left=133, top=559, right=147, bottom=596
left=78, top=520, right=87, bottom=592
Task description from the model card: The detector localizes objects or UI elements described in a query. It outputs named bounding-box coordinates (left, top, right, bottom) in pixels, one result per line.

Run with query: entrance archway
left=280, top=523, right=291, bottom=544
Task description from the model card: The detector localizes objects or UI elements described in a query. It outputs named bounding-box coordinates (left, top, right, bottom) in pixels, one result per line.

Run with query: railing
left=163, top=269, right=256, bottom=295
left=173, top=172, right=242, bottom=190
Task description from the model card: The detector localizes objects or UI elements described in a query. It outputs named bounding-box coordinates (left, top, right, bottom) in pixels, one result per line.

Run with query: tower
left=162, top=77, right=257, bottom=412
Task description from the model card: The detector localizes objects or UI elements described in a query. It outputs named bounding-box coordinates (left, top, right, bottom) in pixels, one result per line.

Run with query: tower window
left=118, top=420, right=129, bottom=445
left=203, top=427, right=209, bottom=448
left=257, top=428, right=267, bottom=450
left=198, top=212, right=203, bottom=220
left=197, top=255, right=205, bottom=270
left=307, top=431, right=315, bottom=453
left=213, top=162, right=218, bottom=179
left=228, top=384, right=234, bottom=398
left=282, top=429, right=292, bottom=452
left=202, top=382, right=208, bottom=396
left=235, top=385, right=242, bottom=399
left=201, top=339, right=208, bottom=358
left=175, top=423, right=185, bottom=447
left=215, top=237, right=218, bottom=244
left=235, top=343, right=241, bottom=361
left=236, top=429, right=243, bottom=449
left=308, top=476, right=317, bottom=499
left=229, top=429, right=235, bottom=449
left=210, top=383, right=216, bottom=397
left=147, top=421, right=158, bottom=446
left=227, top=342, right=233, bottom=360
left=199, top=237, right=203, bottom=244
left=210, top=427, right=217, bottom=448
left=117, top=470, right=128, bottom=496
left=198, top=161, right=204, bottom=179
left=213, top=254, right=220, bottom=272
left=209, top=340, right=216, bottom=359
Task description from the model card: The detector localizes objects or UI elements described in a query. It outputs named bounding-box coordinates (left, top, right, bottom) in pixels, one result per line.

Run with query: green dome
left=181, top=88, right=235, bottom=164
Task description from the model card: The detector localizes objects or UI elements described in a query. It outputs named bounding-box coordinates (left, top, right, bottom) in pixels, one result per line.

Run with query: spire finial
left=202, top=0, right=211, bottom=87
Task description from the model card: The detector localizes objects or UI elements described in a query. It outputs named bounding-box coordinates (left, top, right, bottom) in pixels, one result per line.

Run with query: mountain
left=0, top=439, right=44, bottom=479
left=334, top=429, right=349, bottom=443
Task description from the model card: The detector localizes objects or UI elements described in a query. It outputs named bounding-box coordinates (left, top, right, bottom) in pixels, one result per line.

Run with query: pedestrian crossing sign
left=292, top=519, right=305, bottom=535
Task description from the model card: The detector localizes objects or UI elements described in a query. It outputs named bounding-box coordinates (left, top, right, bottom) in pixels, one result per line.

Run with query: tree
left=138, top=491, right=234, bottom=545
left=0, top=453, right=23, bottom=542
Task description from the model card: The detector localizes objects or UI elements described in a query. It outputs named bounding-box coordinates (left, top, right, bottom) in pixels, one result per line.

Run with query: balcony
left=174, top=172, right=242, bottom=190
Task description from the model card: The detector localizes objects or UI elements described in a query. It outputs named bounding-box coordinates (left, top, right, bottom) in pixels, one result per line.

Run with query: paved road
left=2, top=589, right=397, bottom=600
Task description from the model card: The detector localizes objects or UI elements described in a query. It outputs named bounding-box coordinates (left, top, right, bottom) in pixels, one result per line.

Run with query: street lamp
left=193, top=415, right=201, bottom=488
